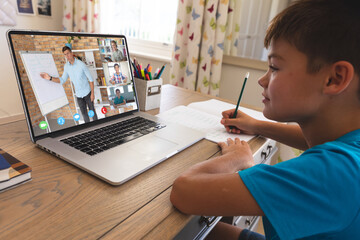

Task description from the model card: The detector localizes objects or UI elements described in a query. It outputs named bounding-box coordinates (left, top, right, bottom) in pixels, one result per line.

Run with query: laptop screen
left=8, top=31, right=138, bottom=138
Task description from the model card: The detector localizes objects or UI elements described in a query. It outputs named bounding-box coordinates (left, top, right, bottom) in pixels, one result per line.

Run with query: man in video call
left=40, top=46, right=98, bottom=123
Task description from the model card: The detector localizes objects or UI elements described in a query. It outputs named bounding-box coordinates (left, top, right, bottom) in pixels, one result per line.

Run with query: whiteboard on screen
left=19, top=51, right=69, bottom=116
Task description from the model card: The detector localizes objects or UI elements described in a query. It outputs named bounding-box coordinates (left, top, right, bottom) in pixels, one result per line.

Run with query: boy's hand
left=218, top=138, right=254, bottom=170
left=221, top=109, right=258, bottom=135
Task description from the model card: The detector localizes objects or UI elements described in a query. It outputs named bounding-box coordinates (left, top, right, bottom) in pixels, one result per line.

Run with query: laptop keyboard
left=60, top=116, right=166, bottom=156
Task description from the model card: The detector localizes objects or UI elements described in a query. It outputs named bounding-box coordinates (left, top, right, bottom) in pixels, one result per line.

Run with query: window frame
left=126, top=38, right=173, bottom=62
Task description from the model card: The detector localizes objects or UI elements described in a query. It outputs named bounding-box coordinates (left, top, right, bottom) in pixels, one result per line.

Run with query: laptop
left=7, top=30, right=205, bottom=185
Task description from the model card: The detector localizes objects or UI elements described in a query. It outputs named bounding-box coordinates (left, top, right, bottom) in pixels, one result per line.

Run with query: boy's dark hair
left=265, top=0, right=360, bottom=78
left=62, top=46, right=72, bottom=53
left=111, top=40, right=117, bottom=46
left=115, top=89, right=120, bottom=93
left=114, top=63, right=119, bottom=68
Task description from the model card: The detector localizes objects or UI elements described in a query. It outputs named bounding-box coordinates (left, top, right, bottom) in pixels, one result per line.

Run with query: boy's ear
left=323, top=61, right=354, bottom=95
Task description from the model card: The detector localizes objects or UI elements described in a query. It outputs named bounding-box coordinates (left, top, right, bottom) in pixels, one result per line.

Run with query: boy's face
left=258, top=38, right=329, bottom=123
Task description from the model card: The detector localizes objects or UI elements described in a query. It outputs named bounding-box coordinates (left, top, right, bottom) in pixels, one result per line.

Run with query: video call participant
left=113, top=89, right=126, bottom=107
left=40, top=46, right=98, bottom=123
left=111, top=40, right=125, bottom=62
left=110, top=63, right=127, bottom=85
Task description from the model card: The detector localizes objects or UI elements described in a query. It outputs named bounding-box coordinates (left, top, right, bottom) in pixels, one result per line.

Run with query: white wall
left=219, top=64, right=266, bottom=110
left=0, top=0, right=63, bottom=123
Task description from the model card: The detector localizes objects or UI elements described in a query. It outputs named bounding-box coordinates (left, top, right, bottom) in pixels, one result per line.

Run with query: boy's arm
left=221, top=109, right=308, bottom=150
left=115, top=100, right=126, bottom=106
left=122, top=74, right=127, bottom=83
left=252, top=121, right=307, bottom=150
left=170, top=138, right=264, bottom=217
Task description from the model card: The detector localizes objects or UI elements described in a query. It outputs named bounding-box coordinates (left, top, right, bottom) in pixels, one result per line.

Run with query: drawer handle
left=199, top=216, right=217, bottom=227
left=261, top=145, right=273, bottom=162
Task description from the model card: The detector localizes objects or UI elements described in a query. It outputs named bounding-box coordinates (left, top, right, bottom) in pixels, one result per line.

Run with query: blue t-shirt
left=114, top=95, right=125, bottom=105
left=239, top=129, right=360, bottom=239
left=60, top=58, right=93, bottom=98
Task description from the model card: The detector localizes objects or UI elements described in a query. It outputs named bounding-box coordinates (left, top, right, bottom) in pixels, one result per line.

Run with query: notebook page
left=187, top=99, right=270, bottom=122
left=157, top=105, right=254, bottom=143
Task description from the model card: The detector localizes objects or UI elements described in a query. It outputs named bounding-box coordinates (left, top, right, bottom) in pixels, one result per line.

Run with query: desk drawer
left=173, top=216, right=222, bottom=240
left=174, top=140, right=277, bottom=240
left=253, top=139, right=277, bottom=165
left=233, top=215, right=260, bottom=231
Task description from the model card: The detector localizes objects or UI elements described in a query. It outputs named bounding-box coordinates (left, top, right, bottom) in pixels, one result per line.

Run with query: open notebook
left=157, top=99, right=272, bottom=143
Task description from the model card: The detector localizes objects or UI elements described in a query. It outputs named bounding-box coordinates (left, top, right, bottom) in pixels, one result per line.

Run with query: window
left=100, top=0, right=288, bottom=61
left=100, top=0, right=178, bottom=58
left=234, top=0, right=289, bottom=61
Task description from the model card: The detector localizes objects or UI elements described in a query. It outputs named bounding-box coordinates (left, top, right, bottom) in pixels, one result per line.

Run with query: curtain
left=63, top=0, right=100, bottom=33
left=170, top=0, right=241, bottom=96
left=224, top=0, right=242, bottom=56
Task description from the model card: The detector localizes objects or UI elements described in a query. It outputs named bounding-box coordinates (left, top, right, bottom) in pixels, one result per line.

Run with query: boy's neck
left=299, top=106, right=360, bottom=148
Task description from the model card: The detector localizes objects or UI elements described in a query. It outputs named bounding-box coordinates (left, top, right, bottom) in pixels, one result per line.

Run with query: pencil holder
left=134, top=77, right=162, bottom=111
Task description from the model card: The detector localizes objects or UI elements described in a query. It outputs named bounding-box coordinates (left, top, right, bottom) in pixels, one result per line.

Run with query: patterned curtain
left=63, top=0, right=100, bottom=33
left=224, top=0, right=241, bottom=56
left=170, top=0, right=241, bottom=96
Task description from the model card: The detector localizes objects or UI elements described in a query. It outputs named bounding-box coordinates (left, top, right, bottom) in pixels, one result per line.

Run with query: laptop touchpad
left=129, top=136, right=178, bottom=155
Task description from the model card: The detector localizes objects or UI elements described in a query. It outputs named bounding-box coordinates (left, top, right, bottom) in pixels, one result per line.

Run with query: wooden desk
left=0, top=85, right=266, bottom=240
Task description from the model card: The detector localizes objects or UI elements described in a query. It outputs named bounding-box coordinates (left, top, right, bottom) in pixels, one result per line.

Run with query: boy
left=170, top=0, right=360, bottom=239
left=113, top=88, right=126, bottom=107
left=110, top=63, right=127, bottom=85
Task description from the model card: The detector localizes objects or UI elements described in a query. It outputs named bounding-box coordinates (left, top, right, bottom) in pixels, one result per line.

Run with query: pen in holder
left=134, top=77, right=162, bottom=111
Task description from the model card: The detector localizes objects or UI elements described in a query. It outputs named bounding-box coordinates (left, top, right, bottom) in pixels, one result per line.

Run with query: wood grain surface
left=0, top=85, right=265, bottom=240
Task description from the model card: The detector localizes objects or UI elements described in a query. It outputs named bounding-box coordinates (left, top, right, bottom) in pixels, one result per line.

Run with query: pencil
left=131, top=60, right=140, bottom=78
left=155, top=64, right=166, bottom=79
left=231, top=72, right=250, bottom=127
